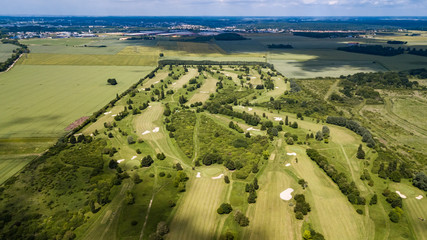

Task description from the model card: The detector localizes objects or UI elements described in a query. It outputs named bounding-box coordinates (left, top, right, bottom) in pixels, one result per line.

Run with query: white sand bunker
left=117, top=159, right=125, bottom=163
left=131, top=156, right=137, bottom=160
left=416, top=195, right=423, bottom=200
left=152, top=127, right=160, bottom=132
left=287, top=152, right=297, bottom=156
left=154, top=81, right=159, bottom=84
left=196, top=172, right=201, bottom=178
left=142, top=130, right=151, bottom=135
left=212, top=174, right=224, bottom=180
left=285, top=163, right=291, bottom=167
left=112, top=114, right=117, bottom=117
left=396, top=191, right=407, bottom=199
left=172, top=83, right=176, bottom=85
left=280, top=188, right=294, bottom=201
left=104, top=111, right=112, bottom=115
left=248, top=108, right=253, bottom=111
left=274, top=117, right=282, bottom=121
left=275, top=87, right=279, bottom=89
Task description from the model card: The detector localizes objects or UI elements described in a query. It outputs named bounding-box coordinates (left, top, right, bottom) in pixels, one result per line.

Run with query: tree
left=253, top=177, right=259, bottom=190
left=315, top=131, right=323, bottom=141
left=125, top=191, right=135, bottom=205
left=285, top=116, right=289, bottom=125
left=357, top=144, right=365, bottom=159
left=132, top=173, right=142, bottom=184
left=247, top=192, right=257, bottom=203
left=107, top=78, right=117, bottom=85
left=156, top=221, right=169, bottom=236
left=70, top=136, right=76, bottom=144
left=369, top=194, right=377, bottom=205
left=127, top=136, right=135, bottom=144
left=109, top=159, right=118, bottom=169
left=245, top=132, right=251, bottom=138
left=389, top=171, right=402, bottom=182
left=322, top=126, right=330, bottom=138
left=224, top=175, right=230, bottom=184
left=141, top=155, right=154, bottom=167
left=234, top=210, right=250, bottom=227
left=389, top=207, right=403, bottom=223
left=286, top=137, right=294, bottom=145
left=217, top=203, right=233, bottom=214
left=413, top=172, right=427, bottom=190
left=291, top=122, right=298, bottom=129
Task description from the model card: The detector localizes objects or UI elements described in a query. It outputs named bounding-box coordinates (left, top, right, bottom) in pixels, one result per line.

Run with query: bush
left=141, top=155, right=154, bottom=167
left=356, top=209, right=364, bottom=215
left=217, top=203, right=233, bottom=214
left=234, top=210, right=250, bottom=227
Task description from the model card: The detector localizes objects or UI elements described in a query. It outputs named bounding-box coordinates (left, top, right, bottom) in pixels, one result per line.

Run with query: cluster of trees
left=107, top=78, right=117, bottom=85
left=229, top=121, right=244, bottom=133
left=217, top=203, right=233, bottom=214
left=382, top=189, right=404, bottom=223
left=326, top=116, right=375, bottom=147
left=267, top=44, right=293, bottom=49
left=303, top=227, right=325, bottom=240
left=214, top=33, right=248, bottom=41
left=173, top=171, right=189, bottom=192
left=234, top=210, right=250, bottom=227
left=204, top=103, right=261, bottom=126
left=387, top=40, right=407, bottom=44
left=245, top=178, right=259, bottom=204
left=372, top=149, right=413, bottom=183
left=141, top=155, right=154, bottom=167
left=344, top=71, right=419, bottom=89
left=149, top=221, right=170, bottom=240
left=0, top=39, right=29, bottom=72
left=413, top=172, right=427, bottom=190
left=114, top=108, right=130, bottom=121
left=408, top=48, right=427, bottom=57
left=166, top=110, right=197, bottom=158
left=306, top=149, right=366, bottom=205
left=294, top=194, right=311, bottom=220
left=337, top=45, right=404, bottom=56
left=158, top=60, right=274, bottom=70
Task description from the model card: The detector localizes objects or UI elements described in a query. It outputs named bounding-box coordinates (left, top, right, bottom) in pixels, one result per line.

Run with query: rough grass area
left=0, top=43, right=17, bottom=62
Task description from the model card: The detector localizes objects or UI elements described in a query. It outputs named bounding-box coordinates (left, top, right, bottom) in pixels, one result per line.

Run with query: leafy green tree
left=389, top=171, right=402, bottom=182
left=253, top=177, right=259, bottom=190
left=132, top=173, right=142, bottom=184
left=315, top=131, right=323, bottom=141
left=369, top=194, right=378, bottom=205
left=141, top=155, right=154, bottom=167
left=285, top=116, right=289, bottom=125
left=234, top=210, right=250, bottom=227
left=217, top=203, right=233, bottom=214
left=70, top=136, right=76, bottom=144
left=224, top=175, right=230, bottom=184
left=413, top=172, right=427, bottom=190
left=248, top=192, right=257, bottom=203
left=322, top=126, right=330, bottom=137
left=357, top=144, right=365, bottom=159
left=107, top=78, right=117, bottom=85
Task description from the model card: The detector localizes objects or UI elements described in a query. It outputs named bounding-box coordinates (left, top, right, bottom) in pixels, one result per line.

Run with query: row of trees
left=0, top=39, right=30, bottom=72
left=306, top=149, right=366, bottom=205
left=337, top=45, right=404, bottom=56
left=204, top=102, right=261, bottom=126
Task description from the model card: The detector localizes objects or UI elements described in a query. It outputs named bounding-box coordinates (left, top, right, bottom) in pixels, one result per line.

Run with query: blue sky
left=1, top=0, right=426, bottom=16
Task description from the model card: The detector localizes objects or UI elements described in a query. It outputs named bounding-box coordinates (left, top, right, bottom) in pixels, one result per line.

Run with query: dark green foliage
left=294, top=194, right=311, bottom=219
left=156, top=221, right=169, bottom=236
left=389, top=171, right=402, bottom=182
left=344, top=71, right=418, bottom=89
left=168, top=110, right=196, bottom=158
left=234, top=210, right=250, bottom=227
left=217, top=203, right=233, bottom=214
left=356, top=209, right=364, bottom=215
left=107, top=78, right=118, bottom=85
left=413, top=172, right=427, bottom=191
left=156, top=152, right=166, bottom=160
left=306, top=149, right=366, bottom=205
left=290, top=122, right=298, bottom=129
left=60, top=139, right=105, bottom=170
left=214, top=33, right=248, bottom=41
left=369, top=194, right=378, bottom=205
left=204, top=103, right=260, bottom=126
left=357, top=144, right=365, bottom=159
left=389, top=207, right=404, bottom=223
left=268, top=44, right=293, bottom=49
left=315, top=131, right=323, bottom=141
left=338, top=45, right=404, bottom=56
left=248, top=191, right=257, bottom=203
left=141, top=155, right=154, bottom=167
left=224, top=175, right=230, bottom=184
left=385, top=191, right=403, bottom=208
left=109, top=159, right=118, bottom=169
left=298, top=179, right=308, bottom=189
left=132, top=173, right=142, bottom=184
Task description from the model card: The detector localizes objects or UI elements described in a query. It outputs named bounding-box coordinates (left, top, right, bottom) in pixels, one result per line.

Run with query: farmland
left=1, top=28, right=427, bottom=240
left=0, top=43, right=17, bottom=62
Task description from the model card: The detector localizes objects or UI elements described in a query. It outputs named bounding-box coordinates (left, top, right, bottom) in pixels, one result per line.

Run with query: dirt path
left=339, top=144, right=357, bottom=182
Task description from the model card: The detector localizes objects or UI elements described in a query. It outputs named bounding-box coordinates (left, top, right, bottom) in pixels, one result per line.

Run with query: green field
left=0, top=43, right=17, bottom=62
left=0, top=65, right=154, bottom=138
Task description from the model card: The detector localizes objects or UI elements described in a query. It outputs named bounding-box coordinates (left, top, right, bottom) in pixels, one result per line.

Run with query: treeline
left=267, top=44, right=293, bottom=49
left=204, top=102, right=261, bottom=126
left=400, top=68, right=427, bottom=79
left=0, top=39, right=30, bottom=72
left=344, top=71, right=419, bottom=89
left=306, top=149, right=366, bottom=205
left=387, top=40, right=407, bottom=44
left=408, top=48, right=427, bottom=57
left=158, top=60, right=275, bottom=69
left=293, top=31, right=359, bottom=38
left=326, top=116, right=375, bottom=147
left=337, top=45, right=404, bottom=56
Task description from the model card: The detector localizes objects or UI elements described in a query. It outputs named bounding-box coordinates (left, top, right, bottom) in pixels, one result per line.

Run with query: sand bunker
left=152, top=127, right=160, bottom=132
left=285, top=163, right=291, bottom=167
left=212, top=174, right=224, bottom=180
left=246, top=127, right=260, bottom=131
left=196, top=172, right=201, bottom=178
left=104, top=111, right=112, bottom=115
left=280, top=188, right=294, bottom=201
left=142, top=130, right=151, bottom=135
left=274, top=117, right=282, bottom=121
left=112, top=114, right=117, bottom=117
left=248, top=108, right=253, bottom=111
left=287, top=152, right=297, bottom=156
left=396, top=191, right=407, bottom=199
left=416, top=195, right=423, bottom=200
left=117, top=159, right=125, bottom=163
left=275, top=87, right=279, bottom=89
left=131, top=156, right=137, bottom=160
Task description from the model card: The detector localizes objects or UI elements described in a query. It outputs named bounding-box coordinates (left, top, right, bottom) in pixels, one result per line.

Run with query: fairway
left=0, top=65, right=154, bottom=138
left=168, top=177, right=226, bottom=240
left=187, top=77, right=218, bottom=104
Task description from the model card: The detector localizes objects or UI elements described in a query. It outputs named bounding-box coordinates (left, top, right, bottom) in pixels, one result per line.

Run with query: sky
left=1, top=0, right=426, bottom=16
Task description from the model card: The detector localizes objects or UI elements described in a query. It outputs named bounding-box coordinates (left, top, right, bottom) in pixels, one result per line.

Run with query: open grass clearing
left=171, top=68, right=198, bottom=90
left=0, top=65, right=154, bottom=138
